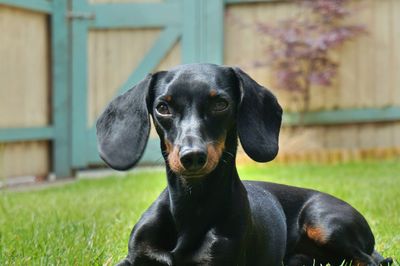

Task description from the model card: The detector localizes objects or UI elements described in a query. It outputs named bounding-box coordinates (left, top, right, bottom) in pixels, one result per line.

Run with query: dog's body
left=96, top=64, right=392, bottom=266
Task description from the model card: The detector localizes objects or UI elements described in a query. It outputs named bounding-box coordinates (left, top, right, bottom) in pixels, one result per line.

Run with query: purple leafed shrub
left=254, top=0, right=367, bottom=110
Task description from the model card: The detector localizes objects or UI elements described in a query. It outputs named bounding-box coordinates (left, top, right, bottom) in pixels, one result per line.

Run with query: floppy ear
left=232, top=67, right=282, bottom=162
left=96, top=74, right=153, bottom=170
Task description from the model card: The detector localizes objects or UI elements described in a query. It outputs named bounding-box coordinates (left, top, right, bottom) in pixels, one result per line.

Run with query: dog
left=96, top=63, right=393, bottom=266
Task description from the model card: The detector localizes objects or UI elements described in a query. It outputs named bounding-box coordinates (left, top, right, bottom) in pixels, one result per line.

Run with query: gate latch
left=66, top=11, right=95, bottom=20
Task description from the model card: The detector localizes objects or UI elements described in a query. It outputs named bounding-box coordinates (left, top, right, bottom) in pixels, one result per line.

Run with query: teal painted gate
left=69, top=0, right=224, bottom=171
left=0, top=0, right=224, bottom=177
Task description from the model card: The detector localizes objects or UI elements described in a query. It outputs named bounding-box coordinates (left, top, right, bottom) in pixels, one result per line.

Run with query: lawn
left=0, top=160, right=399, bottom=265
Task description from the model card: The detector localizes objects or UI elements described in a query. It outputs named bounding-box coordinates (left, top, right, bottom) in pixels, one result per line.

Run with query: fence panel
left=225, top=0, right=400, bottom=162
left=0, top=5, right=50, bottom=177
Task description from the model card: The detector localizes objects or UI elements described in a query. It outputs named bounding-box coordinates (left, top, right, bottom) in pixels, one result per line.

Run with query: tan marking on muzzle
left=164, top=138, right=226, bottom=177
left=164, top=139, right=184, bottom=173
left=164, top=138, right=173, bottom=153
left=204, top=139, right=225, bottom=173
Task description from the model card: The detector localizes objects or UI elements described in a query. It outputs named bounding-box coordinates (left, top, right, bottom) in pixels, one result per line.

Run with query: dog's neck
left=163, top=130, right=244, bottom=230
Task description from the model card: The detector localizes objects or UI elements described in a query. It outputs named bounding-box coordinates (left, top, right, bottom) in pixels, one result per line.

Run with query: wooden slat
left=0, top=127, right=53, bottom=142
left=373, top=0, right=392, bottom=108
left=0, top=6, right=50, bottom=127
left=90, top=0, right=161, bottom=3
left=91, top=3, right=181, bottom=28
left=284, top=107, right=400, bottom=126
left=0, top=0, right=52, bottom=14
left=88, top=28, right=161, bottom=125
left=155, top=41, right=181, bottom=72
left=0, top=6, right=50, bottom=178
left=356, top=0, right=374, bottom=108
left=337, top=4, right=359, bottom=109
left=0, top=142, right=49, bottom=178
left=392, top=0, right=400, bottom=106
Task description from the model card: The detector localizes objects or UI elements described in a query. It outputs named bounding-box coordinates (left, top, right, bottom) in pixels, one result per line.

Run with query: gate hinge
left=66, top=11, right=95, bottom=20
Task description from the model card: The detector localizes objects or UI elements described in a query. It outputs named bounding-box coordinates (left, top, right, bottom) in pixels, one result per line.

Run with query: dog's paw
left=379, top=257, right=393, bottom=266
left=115, top=258, right=132, bottom=266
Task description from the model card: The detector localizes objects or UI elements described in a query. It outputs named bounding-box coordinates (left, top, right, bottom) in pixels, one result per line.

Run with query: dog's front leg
left=117, top=241, right=174, bottom=266
left=171, top=228, right=246, bottom=266
left=117, top=194, right=177, bottom=266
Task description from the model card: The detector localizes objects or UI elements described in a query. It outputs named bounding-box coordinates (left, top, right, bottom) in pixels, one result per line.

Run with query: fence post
left=182, top=0, right=224, bottom=64
left=51, top=0, right=73, bottom=177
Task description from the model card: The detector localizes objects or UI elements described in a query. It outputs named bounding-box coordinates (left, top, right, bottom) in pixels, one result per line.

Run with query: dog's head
left=96, top=64, right=282, bottom=178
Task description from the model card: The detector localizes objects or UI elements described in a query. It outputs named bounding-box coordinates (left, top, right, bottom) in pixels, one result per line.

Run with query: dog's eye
left=156, top=103, right=171, bottom=115
left=212, top=99, right=229, bottom=112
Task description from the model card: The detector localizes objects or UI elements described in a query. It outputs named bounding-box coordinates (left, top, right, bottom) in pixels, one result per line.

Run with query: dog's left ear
left=232, top=67, right=282, bottom=162
left=96, top=74, right=153, bottom=170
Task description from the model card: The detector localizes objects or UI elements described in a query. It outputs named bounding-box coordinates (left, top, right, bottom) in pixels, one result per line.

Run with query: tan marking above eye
left=165, top=95, right=172, bottom=102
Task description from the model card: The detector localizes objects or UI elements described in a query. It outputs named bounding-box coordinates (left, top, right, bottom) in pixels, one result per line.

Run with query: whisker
left=223, top=151, right=234, bottom=158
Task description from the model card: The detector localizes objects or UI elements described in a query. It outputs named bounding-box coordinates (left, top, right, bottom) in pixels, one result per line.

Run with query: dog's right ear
left=96, top=74, right=153, bottom=170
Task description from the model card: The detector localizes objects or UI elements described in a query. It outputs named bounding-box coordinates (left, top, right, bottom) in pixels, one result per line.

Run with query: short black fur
left=96, top=63, right=393, bottom=266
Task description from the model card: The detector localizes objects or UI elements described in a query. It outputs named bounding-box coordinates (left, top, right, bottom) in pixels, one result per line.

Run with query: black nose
left=180, top=149, right=207, bottom=171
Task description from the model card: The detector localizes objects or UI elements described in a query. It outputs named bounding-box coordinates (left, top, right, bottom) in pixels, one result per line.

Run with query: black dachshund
left=96, top=63, right=393, bottom=266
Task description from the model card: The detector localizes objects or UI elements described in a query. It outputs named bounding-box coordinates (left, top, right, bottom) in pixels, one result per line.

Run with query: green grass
left=0, top=160, right=399, bottom=265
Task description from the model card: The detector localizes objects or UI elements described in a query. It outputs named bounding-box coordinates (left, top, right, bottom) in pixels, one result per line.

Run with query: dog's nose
left=180, top=149, right=207, bottom=171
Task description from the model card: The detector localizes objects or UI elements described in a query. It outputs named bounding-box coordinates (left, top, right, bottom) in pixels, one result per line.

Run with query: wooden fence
left=225, top=0, right=400, bottom=163
left=0, top=0, right=399, bottom=178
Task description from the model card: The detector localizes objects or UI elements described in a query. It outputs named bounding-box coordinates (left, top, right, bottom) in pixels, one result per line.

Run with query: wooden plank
left=356, top=0, right=374, bottom=108
left=337, top=21, right=359, bottom=109
left=391, top=0, right=400, bottom=149
left=392, top=0, right=400, bottom=106
left=71, top=0, right=89, bottom=168
left=0, top=127, right=53, bottom=142
left=52, top=0, right=72, bottom=177
left=338, top=125, right=359, bottom=150
left=0, top=0, right=52, bottom=14
left=372, top=0, right=394, bottom=152
left=0, top=6, right=51, bottom=178
left=0, top=141, right=49, bottom=178
left=224, top=3, right=257, bottom=67
left=358, top=123, right=376, bottom=149
left=114, top=26, right=180, bottom=96
left=225, top=0, right=283, bottom=4
left=90, top=0, right=161, bottom=3
left=393, top=122, right=400, bottom=148
left=182, top=0, right=224, bottom=64
left=91, top=3, right=181, bottom=28
left=374, top=123, right=393, bottom=148
left=155, top=41, right=181, bottom=72
left=182, top=0, right=201, bottom=63
left=0, top=6, right=50, bottom=127
left=373, top=0, right=392, bottom=108
left=204, top=0, right=224, bottom=64
left=284, top=107, right=400, bottom=126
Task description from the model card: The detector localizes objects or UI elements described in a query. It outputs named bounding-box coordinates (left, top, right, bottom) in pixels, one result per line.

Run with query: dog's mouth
left=180, top=168, right=212, bottom=179
left=182, top=173, right=207, bottom=179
